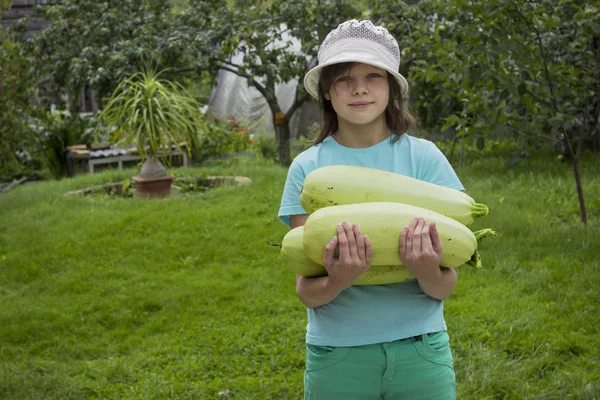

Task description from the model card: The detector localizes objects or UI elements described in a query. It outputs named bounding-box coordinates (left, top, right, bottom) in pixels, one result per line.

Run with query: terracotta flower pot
left=132, top=175, right=176, bottom=198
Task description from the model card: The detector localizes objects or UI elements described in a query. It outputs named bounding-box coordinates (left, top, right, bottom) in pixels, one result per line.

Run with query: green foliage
left=0, top=156, right=598, bottom=399
left=371, top=0, right=600, bottom=155
left=368, top=0, right=599, bottom=223
left=97, top=68, right=202, bottom=168
left=0, top=38, right=42, bottom=180
left=0, top=0, right=9, bottom=15
left=172, top=175, right=210, bottom=194
left=6, top=0, right=598, bottom=186
left=37, top=112, right=97, bottom=179
left=25, top=0, right=192, bottom=110
left=252, top=135, right=279, bottom=162
left=181, top=0, right=364, bottom=165
left=189, top=116, right=254, bottom=163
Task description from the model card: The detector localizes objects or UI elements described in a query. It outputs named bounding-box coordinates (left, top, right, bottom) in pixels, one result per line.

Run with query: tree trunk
left=139, top=155, right=167, bottom=179
left=448, top=136, right=458, bottom=164
left=565, top=131, right=587, bottom=225
left=275, top=121, right=291, bottom=166
left=571, top=156, right=587, bottom=225
left=269, top=100, right=292, bottom=166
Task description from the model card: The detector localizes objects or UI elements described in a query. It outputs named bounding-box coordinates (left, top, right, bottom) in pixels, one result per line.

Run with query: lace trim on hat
left=318, top=20, right=400, bottom=63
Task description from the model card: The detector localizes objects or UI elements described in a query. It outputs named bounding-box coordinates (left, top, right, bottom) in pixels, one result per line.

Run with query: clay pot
left=131, top=175, right=176, bottom=198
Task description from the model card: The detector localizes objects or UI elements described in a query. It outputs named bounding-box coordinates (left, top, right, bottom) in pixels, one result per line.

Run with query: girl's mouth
left=349, top=102, right=374, bottom=108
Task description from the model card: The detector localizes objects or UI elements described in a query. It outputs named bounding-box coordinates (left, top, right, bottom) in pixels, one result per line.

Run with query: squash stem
left=473, top=228, right=497, bottom=243
left=471, top=203, right=489, bottom=218
left=466, top=250, right=483, bottom=268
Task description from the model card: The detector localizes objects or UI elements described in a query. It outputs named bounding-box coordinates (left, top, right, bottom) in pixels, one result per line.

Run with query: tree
left=0, top=6, right=43, bottom=179
left=181, top=0, right=363, bottom=165
left=371, top=0, right=599, bottom=224
left=24, top=0, right=193, bottom=112
left=0, top=0, right=10, bottom=13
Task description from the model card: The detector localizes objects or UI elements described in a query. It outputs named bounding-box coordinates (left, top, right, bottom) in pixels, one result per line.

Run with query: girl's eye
left=368, top=73, right=382, bottom=78
left=336, top=76, right=350, bottom=82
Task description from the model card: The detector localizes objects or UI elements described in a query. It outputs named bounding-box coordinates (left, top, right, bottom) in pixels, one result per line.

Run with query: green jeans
left=304, top=331, right=456, bottom=400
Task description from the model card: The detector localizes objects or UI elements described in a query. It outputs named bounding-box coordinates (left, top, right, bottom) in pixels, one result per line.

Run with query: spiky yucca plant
left=99, top=68, right=201, bottom=178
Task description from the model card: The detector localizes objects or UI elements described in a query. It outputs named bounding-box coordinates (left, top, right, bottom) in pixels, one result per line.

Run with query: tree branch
left=524, top=88, right=552, bottom=108
left=216, top=63, right=271, bottom=101
left=507, top=120, right=560, bottom=143
left=286, top=91, right=309, bottom=121
left=221, top=59, right=243, bottom=69
left=164, top=67, right=196, bottom=75
left=509, top=0, right=559, bottom=113
left=251, top=79, right=271, bottom=102
left=216, top=64, right=249, bottom=79
left=262, top=28, right=292, bottom=50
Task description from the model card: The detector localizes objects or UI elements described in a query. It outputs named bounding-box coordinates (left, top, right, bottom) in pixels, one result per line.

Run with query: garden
left=1, top=0, right=599, bottom=399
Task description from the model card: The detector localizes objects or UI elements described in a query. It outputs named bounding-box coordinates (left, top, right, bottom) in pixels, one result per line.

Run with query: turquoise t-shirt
left=278, top=133, right=465, bottom=347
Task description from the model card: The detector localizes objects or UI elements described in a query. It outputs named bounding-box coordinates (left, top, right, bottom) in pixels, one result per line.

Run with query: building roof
left=1, top=0, right=52, bottom=38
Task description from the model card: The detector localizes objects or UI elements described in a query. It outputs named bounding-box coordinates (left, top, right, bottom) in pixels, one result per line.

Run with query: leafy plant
left=189, top=116, right=256, bottom=163
left=97, top=67, right=202, bottom=178
left=251, top=135, right=279, bottom=163
left=0, top=37, right=42, bottom=180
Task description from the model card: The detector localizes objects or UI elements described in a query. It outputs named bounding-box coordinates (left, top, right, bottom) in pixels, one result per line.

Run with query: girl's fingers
left=404, top=218, right=417, bottom=254
left=323, top=236, right=338, bottom=266
left=400, top=227, right=408, bottom=259
left=420, top=221, right=433, bottom=252
left=343, top=221, right=358, bottom=259
left=364, top=235, right=373, bottom=266
left=413, top=218, right=425, bottom=252
left=429, top=222, right=443, bottom=255
left=336, top=223, right=350, bottom=261
left=353, top=224, right=366, bottom=261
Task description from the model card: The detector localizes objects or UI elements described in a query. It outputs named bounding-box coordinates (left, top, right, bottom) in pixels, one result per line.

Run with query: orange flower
left=240, top=128, right=245, bottom=133
left=248, top=139, right=253, bottom=145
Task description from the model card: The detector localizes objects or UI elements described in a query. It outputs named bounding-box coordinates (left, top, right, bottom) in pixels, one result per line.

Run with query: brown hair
left=311, top=62, right=417, bottom=145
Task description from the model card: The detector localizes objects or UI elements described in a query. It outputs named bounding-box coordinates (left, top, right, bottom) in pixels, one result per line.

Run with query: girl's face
left=328, top=63, right=390, bottom=127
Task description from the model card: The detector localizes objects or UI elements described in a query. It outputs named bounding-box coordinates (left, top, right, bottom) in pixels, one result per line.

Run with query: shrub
left=190, top=116, right=254, bottom=163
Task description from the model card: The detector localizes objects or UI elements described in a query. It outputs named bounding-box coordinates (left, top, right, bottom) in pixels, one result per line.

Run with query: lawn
left=0, top=151, right=599, bottom=400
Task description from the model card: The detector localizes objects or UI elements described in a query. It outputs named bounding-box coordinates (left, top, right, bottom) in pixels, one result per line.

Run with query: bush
left=189, top=116, right=253, bottom=163
left=250, top=135, right=278, bottom=163
left=38, top=112, right=104, bottom=178
left=0, top=38, right=41, bottom=181
left=432, top=136, right=552, bottom=167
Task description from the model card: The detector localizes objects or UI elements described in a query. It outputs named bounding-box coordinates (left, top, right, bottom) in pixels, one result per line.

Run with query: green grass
left=0, top=152, right=599, bottom=399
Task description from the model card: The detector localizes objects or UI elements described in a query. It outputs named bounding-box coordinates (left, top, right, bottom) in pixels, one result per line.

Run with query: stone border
left=65, top=176, right=252, bottom=197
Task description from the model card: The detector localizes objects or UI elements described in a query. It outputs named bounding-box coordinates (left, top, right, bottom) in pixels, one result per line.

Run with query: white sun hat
left=303, top=19, right=409, bottom=100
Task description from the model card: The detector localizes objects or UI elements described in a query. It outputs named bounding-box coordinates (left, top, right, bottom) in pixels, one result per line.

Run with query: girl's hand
left=399, top=217, right=443, bottom=281
left=323, top=221, right=372, bottom=290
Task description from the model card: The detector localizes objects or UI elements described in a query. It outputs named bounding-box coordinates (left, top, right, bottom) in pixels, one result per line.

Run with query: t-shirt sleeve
left=278, top=160, right=308, bottom=226
left=419, top=142, right=465, bottom=192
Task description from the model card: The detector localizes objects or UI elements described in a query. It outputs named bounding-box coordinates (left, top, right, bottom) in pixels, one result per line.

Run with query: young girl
left=278, top=20, right=463, bottom=399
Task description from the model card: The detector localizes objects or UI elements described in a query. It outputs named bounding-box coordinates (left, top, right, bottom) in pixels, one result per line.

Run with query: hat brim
left=303, top=57, right=409, bottom=100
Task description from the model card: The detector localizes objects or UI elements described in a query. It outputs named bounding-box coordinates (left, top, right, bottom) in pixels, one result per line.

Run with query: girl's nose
left=352, top=78, right=369, bottom=96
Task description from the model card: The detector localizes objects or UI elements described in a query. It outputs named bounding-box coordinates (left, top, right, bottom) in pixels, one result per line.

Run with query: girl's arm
left=292, top=215, right=341, bottom=309
left=414, top=267, right=457, bottom=301
left=295, top=275, right=347, bottom=310
left=290, top=215, right=372, bottom=309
